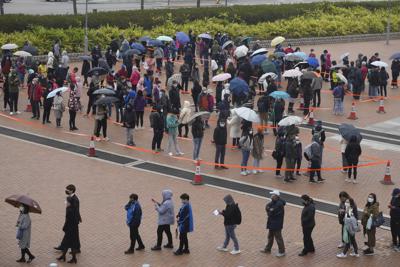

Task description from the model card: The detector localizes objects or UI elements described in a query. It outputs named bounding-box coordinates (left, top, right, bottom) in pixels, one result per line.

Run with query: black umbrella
left=339, top=123, right=362, bottom=143
left=78, top=55, right=92, bottom=61
left=88, top=67, right=107, bottom=77
left=93, top=88, right=115, bottom=95
left=22, top=45, right=38, bottom=56
left=94, top=96, right=119, bottom=106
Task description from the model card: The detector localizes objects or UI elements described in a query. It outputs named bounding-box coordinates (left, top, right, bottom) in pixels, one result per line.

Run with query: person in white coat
left=47, top=51, right=55, bottom=76
left=221, top=83, right=231, bottom=101
left=227, top=109, right=241, bottom=149
left=178, top=101, right=192, bottom=138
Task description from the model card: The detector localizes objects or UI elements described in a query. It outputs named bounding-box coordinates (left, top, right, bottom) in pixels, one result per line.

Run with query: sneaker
left=240, top=171, right=248, bottom=176
left=95, top=137, right=101, bottom=142
left=168, top=152, right=173, bottom=156
left=16, top=111, right=21, bottom=114
left=216, top=246, right=228, bottom=252
left=309, top=180, right=318, bottom=184
left=246, top=170, right=252, bottom=174
left=345, top=178, right=351, bottom=182
left=352, top=179, right=358, bottom=184
left=230, top=249, right=241, bottom=255
left=252, top=170, right=258, bottom=174
left=178, top=152, right=185, bottom=155
left=104, top=137, right=110, bottom=141
left=9, top=112, right=13, bottom=115
left=275, top=174, right=283, bottom=178
left=336, top=252, right=347, bottom=258
left=275, top=252, right=286, bottom=257
left=341, top=170, right=347, bottom=174
left=350, top=252, right=359, bottom=257
left=338, top=243, right=345, bottom=248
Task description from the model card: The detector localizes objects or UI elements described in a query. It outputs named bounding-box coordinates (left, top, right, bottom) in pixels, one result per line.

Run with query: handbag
left=372, top=212, right=385, bottom=228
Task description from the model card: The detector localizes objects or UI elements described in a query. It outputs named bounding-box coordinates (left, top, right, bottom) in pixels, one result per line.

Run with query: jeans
left=152, top=129, right=163, bottom=150
left=369, top=85, right=379, bottom=97
left=9, top=92, right=18, bottom=112
left=192, top=137, right=203, bottom=160
left=156, top=224, right=173, bottom=247
left=69, top=110, right=76, bottom=129
left=129, top=224, right=144, bottom=250
left=223, top=225, right=239, bottom=250
left=215, top=145, right=226, bottom=164
left=265, top=229, right=285, bottom=253
left=309, top=159, right=321, bottom=181
left=347, top=161, right=358, bottom=179
left=178, top=123, right=189, bottom=137
left=136, top=111, right=144, bottom=127
left=343, top=233, right=358, bottom=254
left=167, top=132, right=181, bottom=154
left=126, top=128, right=134, bottom=145
left=253, top=158, right=260, bottom=168
left=241, top=150, right=250, bottom=171
left=313, top=89, right=321, bottom=107
left=302, top=226, right=315, bottom=253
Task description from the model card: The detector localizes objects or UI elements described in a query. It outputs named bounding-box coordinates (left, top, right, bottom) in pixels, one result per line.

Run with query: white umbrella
left=167, top=73, right=182, bottom=89
left=233, top=107, right=260, bottom=123
left=47, top=87, right=69, bottom=98
left=258, top=72, right=278, bottom=84
left=271, top=36, right=285, bottom=47
left=278, top=116, right=303, bottom=126
left=234, top=45, right=249, bottom=59
left=250, top=48, right=268, bottom=57
left=371, top=61, right=388, bottom=68
left=283, top=69, right=303, bottom=78
left=340, top=52, right=350, bottom=60
left=222, top=40, right=234, bottom=50
left=198, top=33, right=212, bottom=39
left=336, top=73, right=348, bottom=84
left=1, top=43, right=18, bottom=50
left=156, top=35, right=173, bottom=42
left=13, top=51, right=32, bottom=57
left=212, top=73, right=231, bottom=82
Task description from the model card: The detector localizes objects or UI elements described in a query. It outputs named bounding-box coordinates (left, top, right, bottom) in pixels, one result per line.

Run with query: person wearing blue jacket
left=124, top=194, right=145, bottom=254
left=174, top=193, right=194, bottom=255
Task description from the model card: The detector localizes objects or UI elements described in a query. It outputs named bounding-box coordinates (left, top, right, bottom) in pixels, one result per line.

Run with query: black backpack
left=234, top=204, right=242, bottom=225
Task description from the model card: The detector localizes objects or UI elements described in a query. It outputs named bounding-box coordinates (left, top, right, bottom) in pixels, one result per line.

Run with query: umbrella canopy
left=389, top=52, right=400, bottom=60
left=274, top=52, right=286, bottom=58
left=261, top=60, right=277, bottom=74
left=283, top=68, right=303, bottom=78
left=250, top=48, right=268, bottom=57
left=212, top=73, right=231, bottom=82
left=371, top=61, right=388, bottom=68
left=229, top=77, right=249, bottom=96
left=167, top=73, right=182, bottom=89
left=94, top=96, right=119, bottom=106
left=340, top=52, right=350, bottom=60
left=47, top=87, right=69, bottom=98
left=13, top=51, right=32, bottom=57
left=293, top=51, right=307, bottom=60
left=285, top=53, right=303, bottom=62
left=302, top=71, right=318, bottom=80
left=339, top=123, right=362, bottom=143
left=188, top=111, right=211, bottom=124
left=234, top=45, right=249, bottom=59
left=124, top=49, right=141, bottom=57
left=336, top=73, right=348, bottom=84
left=93, top=88, right=115, bottom=95
left=1, top=43, right=18, bottom=50
left=306, top=57, right=319, bottom=68
left=278, top=116, right=303, bottom=126
left=139, top=36, right=151, bottom=42
left=251, top=54, right=266, bottom=66
left=22, top=44, right=38, bottom=56
left=294, top=61, right=310, bottom=70
left=222, top=40, right=234, bottom=50
left=147, top=39, right=164, bottom=47
left=130, top=43, right=146, bottom=53
left=157, top=35, right=173, bottom=42
left=330, top=64, right=346, bottom=70
left=87, top=67, right=108, bottom=77
left=269, top=91, right=290, bottom=99
left=234, top=107, right=260, bottom=123
left=271, top=36, right=285, bottom=47
left=78, top=55, right=92, bottom=61
left=258, top=72, right=278, bottom=83
left=240, top=36, right=252, bottom=44
left=199, top=33, right=212, bottom=40
left=5, top=194, right=42, bottom=214
left=176, top=32, right=190, bottom=45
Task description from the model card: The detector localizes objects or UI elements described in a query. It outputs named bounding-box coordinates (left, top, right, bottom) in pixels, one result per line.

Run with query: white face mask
left=344, top=203, right=350, bottom=208
left=19, top=206, right=24, bottom=212
left=368, top=197, right=374, bottom=203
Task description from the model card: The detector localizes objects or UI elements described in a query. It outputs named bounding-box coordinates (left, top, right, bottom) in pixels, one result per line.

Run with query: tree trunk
left=72, top=0, right=77, bottom=15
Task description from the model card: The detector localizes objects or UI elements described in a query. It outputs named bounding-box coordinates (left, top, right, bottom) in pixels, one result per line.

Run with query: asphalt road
left=4, top=0, right=382, bottom=15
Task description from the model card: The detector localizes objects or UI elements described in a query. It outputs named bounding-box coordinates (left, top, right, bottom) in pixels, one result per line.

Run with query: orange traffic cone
left=25, top=99, right=32, bottom=112
left=347, top=101, right=358, bottom=120
left=297, top=95, right=304, bottom=110
left=307, top=108, right=315, bottom=126
left=377, top=97, right=386, bottom=113
left=191, top=160, right=204, bottom=185
left=381, top=161, right=394, bottom=185
left=87, top=136, right=97, bottom=157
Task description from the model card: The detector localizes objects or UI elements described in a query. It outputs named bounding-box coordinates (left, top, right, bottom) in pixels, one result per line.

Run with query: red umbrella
left=5, top=194, right=42, bottom=214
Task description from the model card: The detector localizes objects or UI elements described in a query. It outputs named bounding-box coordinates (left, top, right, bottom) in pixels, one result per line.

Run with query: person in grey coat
left=151, top=189, right=175, bottom=250
left=309, top=134, right=324, bottom=183
left=16, top=204, right=35, bottom=263
left=284, top=136, right=297, bottom=183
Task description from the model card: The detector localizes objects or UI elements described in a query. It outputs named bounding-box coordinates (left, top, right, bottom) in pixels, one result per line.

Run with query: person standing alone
left=124, top=194, right=145, bottom=254
left=298, top=195, right=316, bottom=256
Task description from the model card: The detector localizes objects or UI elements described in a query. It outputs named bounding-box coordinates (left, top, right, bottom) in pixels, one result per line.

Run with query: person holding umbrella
left=15, top=204, right=35, bottom=263
left=53, top=91, right=65, bottom=128
left=239, top=128, right=253, bottom=176
left=344, top=136, right=362, bottom=183
left=94, top=95, right=110, bottom=141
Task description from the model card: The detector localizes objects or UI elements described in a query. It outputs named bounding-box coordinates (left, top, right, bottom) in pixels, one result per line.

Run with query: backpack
left=199, top=93, right=209, bottom=110
left=233, top=204, right=242, bottom=225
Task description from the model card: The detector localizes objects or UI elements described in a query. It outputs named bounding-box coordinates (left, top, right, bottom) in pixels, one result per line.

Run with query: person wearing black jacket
left=191, top=80, right=202, bottom=112
left=214, top=120, right=228, bottom=169
left=124, top=194, right=145, bottom=254
left=191, top=117, right=204, bottom=160
left=86, top=80, right=98, bottom=116
left=42, top=79, right=53, bottom=124
left=299, top=195, right=316, bottom=256
left=217, top=194, right=241, bottom=254
left=81, top=59, right=90, bottom=87
left=344, top=136, right=362, bottom=183
left=389, top=188, right=400, bottom=250
left=169, top=82, right=181, bottom=112
left=149, top=106, right=164, bottom=151
left=123, top=103, right=136, bottom=146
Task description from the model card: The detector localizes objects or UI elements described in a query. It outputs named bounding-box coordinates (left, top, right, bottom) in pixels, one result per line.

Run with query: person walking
left=261, top=190, right=286, bottom=257
left=214, top=119, right=228, bottom=169
left=53, top=91, right=65, bottom=128
left=336, top=199, right=360, bottom=258
left=174, top=193, right=194, bottom=255
left=239, top=129, right=253, bottom=176
left=379, top=67, right=389, bottom=97
left=309, top=134, right=324, bottom=183
left=344, top=136, right=362, bottom=183
left=68, top=85, right=79, bottom=131
left=273, top=132, right=285, bottom=178
left=252, top=127, right=264, bottom=174
left=227, top=109, right=241, bottom=148
left=15, top=204, right=35, bottom=263
left=178, top=101, right=191, bottom=138
left=123, top=103, right=136, bottom=146
left=191, top=116, right=204, bottom=160
left=151, top=190, right=175, bottom=251
left=284, top=136, right=297, bottom=182
left=389, top=188, right=400, bottom=251
left=124, top=194, right=145, bottom=254
left=337, top=192, right=358, bottom=248
left=216, top=194, right=241, bottom=255
left=149, top=105, right=164, bottom=151
left=166, top=109, right=184, bottom=156
left=298, top=195, right=316, bottom=256
left=361, top=193, right=380, bottom=255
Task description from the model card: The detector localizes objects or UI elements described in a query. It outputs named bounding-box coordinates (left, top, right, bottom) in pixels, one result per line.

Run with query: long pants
left=42, top=101, right=52, bottom=123
left=302, top=226, right=315, bottom=253
left=343, top=233, right=358, bottom=254
left=178, top=123, right=189, bottom=136
left=9, top=92, right=19, bottom=112
left=182, top=77, right=189, bottom=91
left=178, top=232, right=189, bottom=251
left=115, top=104, right=124, bottom=123
left=223, top=225, right=239, bottom=250
left=126, top=128, right=134, bottom=144
left=288, top=102, right=295, bottom=113
left=313, top=89, right=321, bottom=107
left=136, top=111, right=144, bottom=127
left=369, top=85, right=379, bottom=97
left=129, top=224, right=144, bottom=250
left=167, top=132, right=181, bottom=154
left=379, top=84, right=387, bottom=97
left=156, top=224, right=173, bottom=247
left=265, top=229, right=285, bottom=253
left=347, top=161, right=358, bottom=179
left=152, top=129, right=163, bottom=150
left=390, top=218, right=400, bottom=246
left=95, top=118, right=107, bottom=138
left=366, top=227, right=376, bottom=249
left=3, top=90, right=10, bottom=109
left=275, top=155, right=284, bottom=175
left=341, top=153, right=348, bottom=171
left=86, top=98, right=96, bottom=115
left=192, top=137, right=203, bottom=160
left=309, top=159, right=321, bottom=181
left=19, top=248, right=34, bottom=259
left=241, top=150, right=250, bottom=171
left=215, top=145, right=226, bottom=164
left=303, top=98, right=311, bottom=116
left=69, top=110, right=76, bottom=129
left=285, top=158, right=296, bottom=180
left=32, top=100, right=40, bottom=118
left=295, top=157, right=301, bottom=173
left=232, top=137, right=240, bottom=147
left=253, top=158, right=261, bottom=168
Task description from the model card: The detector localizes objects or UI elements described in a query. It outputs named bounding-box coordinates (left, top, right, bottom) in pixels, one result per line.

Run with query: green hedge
left=0, top=1, right=397, bottom=33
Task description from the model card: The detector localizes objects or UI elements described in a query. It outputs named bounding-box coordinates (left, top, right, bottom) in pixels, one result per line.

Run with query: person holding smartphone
left=151, top=190, right=175, bottom=251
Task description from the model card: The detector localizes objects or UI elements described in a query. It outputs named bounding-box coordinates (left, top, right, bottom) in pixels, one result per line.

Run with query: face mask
left=368, top=197, right=374, bottom=203
left=19, top=206, right=24, bottom=212
left=345, top=203, right=350, bottom=208
left=220, top=123, right=225, bottom=127
left=249, top=131, right=253, bottom=135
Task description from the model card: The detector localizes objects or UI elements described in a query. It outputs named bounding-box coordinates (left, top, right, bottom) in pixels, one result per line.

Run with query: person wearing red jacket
left=30, top=78, right=43, bottom=119
left=130, top=66, right=140, bottom=91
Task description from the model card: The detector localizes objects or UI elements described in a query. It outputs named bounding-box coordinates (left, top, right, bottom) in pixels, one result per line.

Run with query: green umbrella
left=261, top=60, right=277, bottom=74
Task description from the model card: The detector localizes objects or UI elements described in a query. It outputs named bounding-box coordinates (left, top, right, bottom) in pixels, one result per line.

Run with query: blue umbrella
left=229, top=77, right=249, bottom=97
left=306, top=57, right=319, bottom=68
left=294, top=51, right=307, bottom=60
left=390, top=52, right=400, bottom=60
left=176, top=32, right=190, bottom=45
left=251, top=54, right=267, bottom=66
left=147, top=39, right=164, bottom=47
left=269, top=91, right=290, bottom=99
left=139, top=36, right=151, bottom=42
left=130, top=43, right=146, bottom=53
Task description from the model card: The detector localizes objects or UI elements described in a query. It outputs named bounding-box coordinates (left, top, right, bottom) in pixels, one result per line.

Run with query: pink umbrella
left=5, top=194, right=42, bottom=214
left=212, top=73, right=231, bottom=82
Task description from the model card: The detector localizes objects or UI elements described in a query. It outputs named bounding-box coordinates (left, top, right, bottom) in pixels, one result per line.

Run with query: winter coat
left=274, top=136, right=286, bottom=158
left=285, top=138, right=297, bottom=160
left=191, top=118, right=204, bottom=139
left=178, top=101, right=192, bottom=124
left=338, top=201, right=358, bottom=225
left=68, top=89, right=79, bottom=112
left=53, top=95, right=64, bottom=119
left=156, top=190, right=175, bottom=225
left=31, top=83, right=43, bottom=101
left=266, top=198, right=286, bottom=230
left=361, top=202, right=380, bottom=228
left=47, top=52, right=54, bottom=69
left=252, top=133, right=264, bottom=160
left=228, top=111, right=241, bottom=138
left=60, top=202, right=80, bottom=250
left=311, top=76, right=323, bottom=91
left=133, top=95, right=146, bottom=112
left=273, top=101, right=285, bottom=122
left=213, top=125, right=227, bottom=145
left=8, top=71, right=20, bottom=93
left=301, top=202, right=316, bottom=228
left=390, top=195, right=400, bottom=219
left=191, top=83, right=202, bottom=103
left=130, top=70, right=140, bottom=86
left=166, top=114, right=179, bottom=135
left=379, top=69, right=389, bottom=85
left=344, top=212, right=359, bottom=236
left=345, top=142, right=362, bottom=163
left=221, top=195, right=241, bottom=226
left=123, top=106, right=136, bottom=129
left=149, top=111, right=164, bottom=131
left=16, top=213, right=31, bottom=249
left=169, top=87, right=181, bottom=110
left=286, top=78, right=299, bottom=98
left=125, top=201, right=142, bottom=227
left=180, top=64, right=191, bottom=78
left=177, top=203, right=194, bottom=233
left=310, top=141, right=321, bottom=162
left=81, top=60, right=90, bottom=76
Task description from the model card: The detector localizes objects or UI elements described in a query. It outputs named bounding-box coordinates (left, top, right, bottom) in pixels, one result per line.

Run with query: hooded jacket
left=156, top=190, right=175, bottom=225
left=301, top=200, right=316, bottom=228
left=213, top=124, right=227, bottom=145
left=266, top=198, right=286, bottom=230
left=178, top=101, right=192, bottom=125
left=221, top=194, right=240, bottom=226
left=390, top=188, right=400, bottom=219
